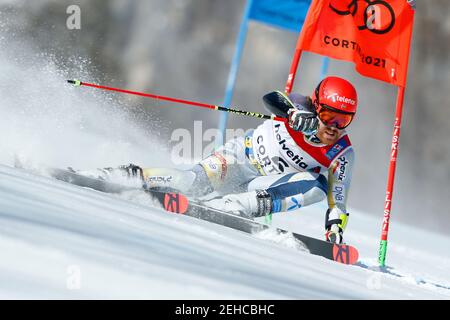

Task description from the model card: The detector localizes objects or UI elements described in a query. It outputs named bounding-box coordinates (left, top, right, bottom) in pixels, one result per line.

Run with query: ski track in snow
left=0, top=164, right=449, bottom=299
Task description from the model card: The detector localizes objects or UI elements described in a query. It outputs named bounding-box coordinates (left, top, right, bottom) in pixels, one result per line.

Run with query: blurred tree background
left=1, top=0, right=449, bottom=232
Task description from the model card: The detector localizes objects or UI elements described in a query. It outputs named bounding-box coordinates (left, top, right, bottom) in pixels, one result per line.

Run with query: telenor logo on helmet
left=326, top=93, right=356, bottom=106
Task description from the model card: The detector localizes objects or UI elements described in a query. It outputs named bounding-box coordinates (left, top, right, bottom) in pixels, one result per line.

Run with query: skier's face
left=316, top=119, right=342, bottom=145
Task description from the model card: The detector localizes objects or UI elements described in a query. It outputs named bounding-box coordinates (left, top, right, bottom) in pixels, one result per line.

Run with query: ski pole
left=67, top=80, right=285, bottom=122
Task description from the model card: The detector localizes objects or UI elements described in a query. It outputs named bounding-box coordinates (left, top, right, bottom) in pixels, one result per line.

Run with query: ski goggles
left=317, top=104, right=355, bottom=129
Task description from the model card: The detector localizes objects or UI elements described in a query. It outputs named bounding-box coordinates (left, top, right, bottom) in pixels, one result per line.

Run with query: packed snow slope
left=0, top=164, right=449, bottom=299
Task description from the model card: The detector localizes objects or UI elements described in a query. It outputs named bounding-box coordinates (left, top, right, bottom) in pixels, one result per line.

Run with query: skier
left=117, top=76, right=357, bottom=244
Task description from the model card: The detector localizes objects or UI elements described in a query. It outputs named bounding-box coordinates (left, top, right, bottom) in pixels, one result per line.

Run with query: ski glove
left=325, top=208, right=348, bottom=244
left=287, top=108, right=319, bottom=135
left=325, top=224, right=344, bottom=244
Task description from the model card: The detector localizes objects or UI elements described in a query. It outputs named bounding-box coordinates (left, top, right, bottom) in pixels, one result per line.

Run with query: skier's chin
left=318, top=127, right=340, bottom=145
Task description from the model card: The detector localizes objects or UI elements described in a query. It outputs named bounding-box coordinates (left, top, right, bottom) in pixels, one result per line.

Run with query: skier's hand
left=325, top=224, right=344, bottom=244
left=287, top=108, right=319, bottom=135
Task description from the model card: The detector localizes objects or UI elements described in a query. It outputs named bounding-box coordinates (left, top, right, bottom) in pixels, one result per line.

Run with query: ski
left=13, top=162, right=189, bottom=215
left=47, top=167, right=189, bottom=214
left=187, top=201, right=359, bottom=265
left=21, top=165, right=359, bottom=265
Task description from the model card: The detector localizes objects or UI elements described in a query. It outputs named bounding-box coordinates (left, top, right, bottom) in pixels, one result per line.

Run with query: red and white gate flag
left=299, top=0, right=414, bottom=87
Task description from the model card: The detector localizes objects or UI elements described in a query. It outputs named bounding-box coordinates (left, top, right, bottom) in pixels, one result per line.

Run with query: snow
left=0, top=164, right=449, bottom=299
